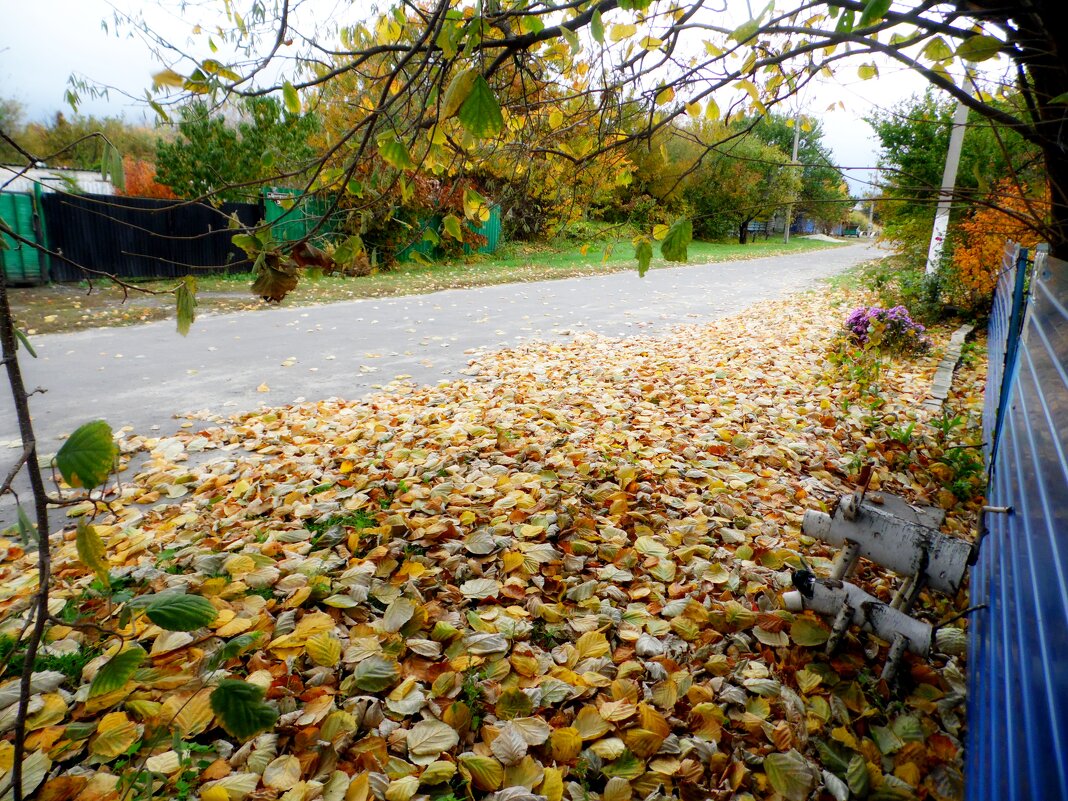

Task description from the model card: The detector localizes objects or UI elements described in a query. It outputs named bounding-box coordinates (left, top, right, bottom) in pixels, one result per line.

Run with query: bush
left=856, top=257, right=953, bottom=325
left=845, top=305, right=932, bottom=354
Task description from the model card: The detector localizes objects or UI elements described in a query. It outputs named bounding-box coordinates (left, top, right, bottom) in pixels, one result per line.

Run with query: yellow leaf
left=685, top=101, right=701, bottom=117
left=655, top=86, right=675, bottom=106
left=609, top=23, right=637, bottom=42
left=575, top=630, right=610, bottom=660
left=735, top=79, right=760, bottom=103
left=90, top=711, right=140, bottom=758
left=76, top=520, right=109, bottom=587
left=858, top=63, right=879, bottom=80
left=458, top=754, right=503, bottom=791
left=574, top=706, right=610, bottom=740
left=541, top=767, right=564, bottom=801
left=201, top=787, right=230, bottom=801
left=550, top=727, right=582, bottom=762
left=705, top=98, right=720, bottom=120
left=307, top=632, right=342, bottom=667
left=164, top=689, right=214, bottom=736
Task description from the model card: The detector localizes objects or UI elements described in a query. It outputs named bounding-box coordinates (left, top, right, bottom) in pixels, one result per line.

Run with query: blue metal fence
left=968, top=245, right=1068, bottom=801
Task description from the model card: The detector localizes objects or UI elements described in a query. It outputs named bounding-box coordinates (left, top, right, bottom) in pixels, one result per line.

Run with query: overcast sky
left=1, top=0, right=933, bottom=195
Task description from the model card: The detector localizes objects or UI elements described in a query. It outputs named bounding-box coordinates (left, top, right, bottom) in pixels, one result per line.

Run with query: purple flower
left=843, top=305, right=930, bottom=353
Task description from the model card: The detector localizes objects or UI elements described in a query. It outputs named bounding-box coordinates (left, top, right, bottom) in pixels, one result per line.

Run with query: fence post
left=990, top=246, right=1030, bottom=466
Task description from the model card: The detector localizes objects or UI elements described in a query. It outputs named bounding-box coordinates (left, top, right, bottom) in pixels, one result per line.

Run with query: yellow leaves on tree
left=953, top=180, right=1048, bottom=303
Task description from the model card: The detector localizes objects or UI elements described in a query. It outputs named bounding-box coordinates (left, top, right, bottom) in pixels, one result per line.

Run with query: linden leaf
left=764, top=750, right=817, bottom=801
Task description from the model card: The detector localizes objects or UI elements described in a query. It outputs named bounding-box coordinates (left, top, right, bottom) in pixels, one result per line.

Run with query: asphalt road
left=2, top=241, right=878, bottom=456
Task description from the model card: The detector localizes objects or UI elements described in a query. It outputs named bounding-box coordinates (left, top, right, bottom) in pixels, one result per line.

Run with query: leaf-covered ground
left=0, top=286, right=984, bottom=801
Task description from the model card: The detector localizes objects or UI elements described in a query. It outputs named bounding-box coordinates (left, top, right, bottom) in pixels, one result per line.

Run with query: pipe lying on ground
left=784, top=575, right=932, bottom=656
left=803, top=500, right=971, bottom=595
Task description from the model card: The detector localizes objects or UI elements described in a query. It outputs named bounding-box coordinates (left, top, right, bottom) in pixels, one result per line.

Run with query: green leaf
left=443, top=214, right=464, bottom=242
left=956, top=34, right=1003, bottom=62
left=441, top=69, right=478, bottom=119
left=495, top=688, right=533, bottom=720
left=857, top=0, right=891, bottom=28
left=207, top=632, right=263, bottom=671
left=602, top=750, right=643, bottom=780
left=814, top=739, right=853, bottom=775
left=76, top=519, right=109, bottom=588
left=104, top=145, right=124, bottom=193
left=561, top=26, right=580, bottom=54
left=834, top=9, right=855, bottom=34
left=791, top=617, right=830, bottom=646
left=763, top=750, right=816, bottom=801
left=731, top=18, right=760, bottom=43
left=13, top=328, right=36, bottom=357
left=176, top=276, right=197, bottom=337
left=354, top=655, right=400, bottom=691
left=590, top=10, right=605, bottom=44
left=16, top=504, right=35, bottom=545
left=660, top=218, right=692, bottom=263
left=89, top=646, right=146, bottom=697
left=635, top=238, right=653, bottom=277
left=458, top=75, right=504, bottom=139
left=145, top=594, right=218, bottom=631
left=922, top=36, right=954, bottom=62
left=231, top=233, right=261, bottom=255
left=282, top=81, right=300, bottom=114
left=210, top=680, right=279, bottom=740
left=857, top=63, right=879, bottom=80
left=333, top=235, right=364, bottom=265
left=56, top=420, right=116, bottom=489
left=379, top=136, right=415, bottom=170
left=845, top=753, right=869, bottom=796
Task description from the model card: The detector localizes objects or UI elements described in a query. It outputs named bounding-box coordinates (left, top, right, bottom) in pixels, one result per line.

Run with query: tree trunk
left=738, top=221, right=750, bottom=244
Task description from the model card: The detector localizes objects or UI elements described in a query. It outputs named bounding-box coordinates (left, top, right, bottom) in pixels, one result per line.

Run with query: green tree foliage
left=155, top=97, right=320, bottom=201
left=0, top=105, right=157, bottom=170
left=623, top=120, right=805, bottom=243
left=751, top=115, right=852, bottom=233
left=867, top=89, right=1043, bottom=253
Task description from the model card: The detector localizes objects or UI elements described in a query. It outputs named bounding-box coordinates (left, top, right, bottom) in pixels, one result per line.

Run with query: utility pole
left=926, top=66, right=975, bottom=274
left=783, top=108, right=802, bottom=244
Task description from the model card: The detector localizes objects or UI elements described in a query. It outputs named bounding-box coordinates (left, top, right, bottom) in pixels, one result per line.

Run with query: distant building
left=0, top=165, right=116, bottom=196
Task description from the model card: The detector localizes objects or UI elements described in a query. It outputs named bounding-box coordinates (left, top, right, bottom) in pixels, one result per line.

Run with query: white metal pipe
left=783, top=578, right=932, bottom=655
left=803, top=504, right=971, bottom=594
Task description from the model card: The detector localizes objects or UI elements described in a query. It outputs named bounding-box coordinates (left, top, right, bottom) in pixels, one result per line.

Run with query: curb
left=922, top=324, right=974, bottom=410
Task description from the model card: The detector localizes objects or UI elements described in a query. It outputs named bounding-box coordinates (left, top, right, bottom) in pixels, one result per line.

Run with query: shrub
left=845, top=305, right=932, bottom=354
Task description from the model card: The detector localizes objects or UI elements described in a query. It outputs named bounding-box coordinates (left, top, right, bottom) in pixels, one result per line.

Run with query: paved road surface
left=2, top=241, right=878, bottom=458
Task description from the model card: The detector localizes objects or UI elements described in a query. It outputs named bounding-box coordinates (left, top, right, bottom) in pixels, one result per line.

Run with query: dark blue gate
left=968, top=244, right=1068, bottom=801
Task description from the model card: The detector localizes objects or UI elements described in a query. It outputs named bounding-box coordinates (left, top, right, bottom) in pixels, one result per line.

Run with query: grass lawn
left=12, top=235, right=847, bottom=335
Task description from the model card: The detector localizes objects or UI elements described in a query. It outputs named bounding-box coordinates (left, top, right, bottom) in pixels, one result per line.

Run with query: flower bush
left=845, top=305, right=931, bottom=353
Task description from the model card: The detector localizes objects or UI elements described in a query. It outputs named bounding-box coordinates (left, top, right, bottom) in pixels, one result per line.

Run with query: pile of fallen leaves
left=0, top=287, right=982, bottom=801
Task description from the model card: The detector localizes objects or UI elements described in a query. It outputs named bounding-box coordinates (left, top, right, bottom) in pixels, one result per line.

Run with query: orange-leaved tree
left=119, top=155, right=177, bottom=199
left=953, top=179, right=1049, bottom=309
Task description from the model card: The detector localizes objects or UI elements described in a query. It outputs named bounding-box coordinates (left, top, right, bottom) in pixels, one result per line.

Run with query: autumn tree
left=751, top=114, right=852, bottom=233
left=0, top=105, right=157, bottom=170
left=868, top=88, right=1043, bottom=254
left=118, top=155, right=177, bottom=199
left=155, top=97, right=320, bottom=201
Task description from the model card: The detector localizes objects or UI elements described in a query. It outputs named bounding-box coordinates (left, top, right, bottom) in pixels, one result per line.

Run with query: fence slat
left=41, top=193, right=261, bottom=281
left=969, top=251, right=1068, bottom=801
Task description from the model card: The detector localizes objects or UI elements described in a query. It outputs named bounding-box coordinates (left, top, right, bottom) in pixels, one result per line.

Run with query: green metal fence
left=263, top=188, right=333, bottom=243
left=0, top=191, right=47, bottom=284
left=396, top=205, right=503, bottom=262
